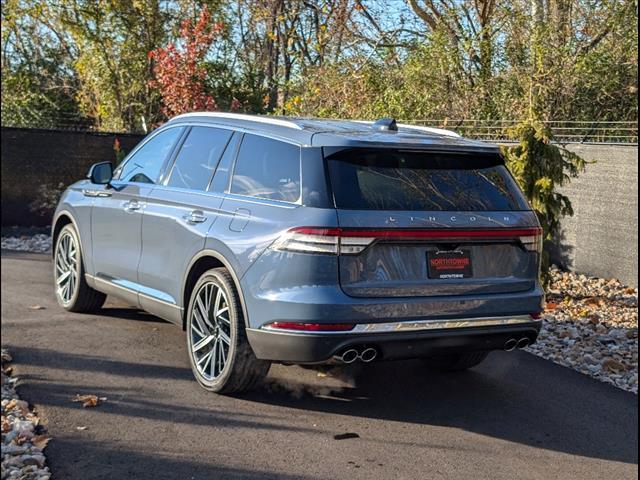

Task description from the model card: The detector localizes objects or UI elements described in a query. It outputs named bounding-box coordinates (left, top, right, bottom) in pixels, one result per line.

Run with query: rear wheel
left=53, top=224, right=106, bottom=312
left=423, top=351, right=490, bottom=371
left=186, top=268, right=270, bottom=394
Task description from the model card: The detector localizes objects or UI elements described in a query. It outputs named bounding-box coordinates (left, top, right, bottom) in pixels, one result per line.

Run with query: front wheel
left=186, top=268, right=270, bottom=394
left=423, top=351, right=490, bottom=371
left=53, top=224, right=106, bottom=312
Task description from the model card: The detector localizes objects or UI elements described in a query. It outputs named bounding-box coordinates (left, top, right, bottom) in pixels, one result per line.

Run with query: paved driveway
left=1, top=251, right=637, bottom=479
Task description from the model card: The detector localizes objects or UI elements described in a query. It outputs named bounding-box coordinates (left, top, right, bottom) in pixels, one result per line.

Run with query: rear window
left=231, top=134, right=301, bottom=202
left=326, top=149, right=528, bottom=211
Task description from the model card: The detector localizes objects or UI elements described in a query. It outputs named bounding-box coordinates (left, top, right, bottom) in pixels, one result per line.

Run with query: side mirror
left=87, top=161, right=113, bottom=185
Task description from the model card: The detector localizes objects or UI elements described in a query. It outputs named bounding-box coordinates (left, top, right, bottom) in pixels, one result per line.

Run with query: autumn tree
left=149, top=6, right=222, bottom=118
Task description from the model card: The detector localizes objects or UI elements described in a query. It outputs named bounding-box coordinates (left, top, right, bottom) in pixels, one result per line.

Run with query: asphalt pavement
left=1, top=251, right=637, bottom=480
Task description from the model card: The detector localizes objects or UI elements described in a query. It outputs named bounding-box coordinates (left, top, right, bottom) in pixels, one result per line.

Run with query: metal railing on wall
left=2, top=116, right=638, bottom=144
left=405, top=120, right=638, bottom=144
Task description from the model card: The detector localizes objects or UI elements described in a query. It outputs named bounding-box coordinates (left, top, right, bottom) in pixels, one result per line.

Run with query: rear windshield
left=326, top=149, right=528, bottom=211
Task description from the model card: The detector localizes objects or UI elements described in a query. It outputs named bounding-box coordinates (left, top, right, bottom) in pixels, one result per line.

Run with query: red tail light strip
left=292, top=227, right=542, bottom=239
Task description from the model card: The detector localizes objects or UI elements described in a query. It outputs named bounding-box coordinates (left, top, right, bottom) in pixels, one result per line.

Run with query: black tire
left=423, top=351, right=490, bottom=371
left=53, top=224, right=106, bottom=312
left=186, top=268, right=270, bottom=394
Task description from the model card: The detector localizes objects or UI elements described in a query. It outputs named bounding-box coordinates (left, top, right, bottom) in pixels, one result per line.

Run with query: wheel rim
left=55, top=231, right=78, bottom=305
left=190, top=282, right=231, bottom=381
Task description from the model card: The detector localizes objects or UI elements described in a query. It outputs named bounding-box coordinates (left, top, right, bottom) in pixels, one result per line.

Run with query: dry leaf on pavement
left=71, top=394, right=100, bottom=408
left=32, top=435, right=51, bottom=449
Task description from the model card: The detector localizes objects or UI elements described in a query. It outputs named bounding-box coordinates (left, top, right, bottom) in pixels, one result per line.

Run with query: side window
left=231, top=134, right=301, bottom=202
left=166, top=126, right=232, bottom=191
left=115, top=127, right=183, bottom=184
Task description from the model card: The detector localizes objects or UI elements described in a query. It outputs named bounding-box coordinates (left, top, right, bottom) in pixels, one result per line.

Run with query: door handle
left=184, top=210, right=207, bottom=224
left=123, top=200, right=141, bottom=212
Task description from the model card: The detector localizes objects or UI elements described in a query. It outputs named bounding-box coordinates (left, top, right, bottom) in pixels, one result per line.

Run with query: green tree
left=502, top=121, right=586, bottom=280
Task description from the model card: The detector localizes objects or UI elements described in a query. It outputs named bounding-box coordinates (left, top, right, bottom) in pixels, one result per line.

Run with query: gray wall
left=549, top=144, right=638, bottom=287
left=1, top=127, right=144, bottom=226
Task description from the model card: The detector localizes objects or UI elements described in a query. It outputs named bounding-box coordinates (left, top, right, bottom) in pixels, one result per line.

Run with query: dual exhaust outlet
left=334, top=347, right=378, bottom=364
left=504, top=337, right=530, bottom=351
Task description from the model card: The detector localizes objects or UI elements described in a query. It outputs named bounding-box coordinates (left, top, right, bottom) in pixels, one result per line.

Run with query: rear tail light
left=273, top=227, right=543, bottom=255
left=519, top=228, right=543, bottom=253
left=265, top=322, right=355, bottom=332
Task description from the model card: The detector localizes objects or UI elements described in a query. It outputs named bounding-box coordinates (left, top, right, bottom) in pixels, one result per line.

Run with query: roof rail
left=397, top=123, right=461, bottom=138
left=352, top=119, right=461, bottom=138
left=171, top=112, right=304, bottom=130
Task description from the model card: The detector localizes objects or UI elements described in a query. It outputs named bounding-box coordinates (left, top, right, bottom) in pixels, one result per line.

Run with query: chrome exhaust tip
left=504, top=339, right=518, bottom=351
left=360, top=348, right=378, bottom=363
left=340, top=349, right=359, bottom=364
left=517, top=337, right=530, bottom=349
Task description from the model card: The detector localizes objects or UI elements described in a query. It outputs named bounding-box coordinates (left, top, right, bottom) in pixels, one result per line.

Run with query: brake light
left=273, top=227, right=543, bottom=255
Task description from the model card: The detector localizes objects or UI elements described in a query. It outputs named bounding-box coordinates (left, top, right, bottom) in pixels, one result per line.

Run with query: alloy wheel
left=55, top=231, right=78, bottom=305
left=190, top=282, right=232, bottom=381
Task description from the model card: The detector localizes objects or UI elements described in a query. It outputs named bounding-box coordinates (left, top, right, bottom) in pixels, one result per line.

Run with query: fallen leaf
left=32, top=435, right=50, bottom=450
left=2, top=419, right=11, bottom=433
left=76, top=426, right=88, bottom=431
left=545, top=302, right=559, bottom=311
left=334, top=432, right=360, bottom=440
left=584, top=297, right=606, bottom=307
left=29, top=305, right=46, bottom=310
left=601, top=358, right=625, bottom=373
left=71, top=394, right=100, bottom=408
left=624, top=287, right=636, bottom=295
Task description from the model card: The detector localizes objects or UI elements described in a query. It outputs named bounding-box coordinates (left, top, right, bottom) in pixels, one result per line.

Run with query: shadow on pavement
left=244, top=353, right=639, bottom=465
left=47, top=437, right=316, bottom=480
left=8, top=345, right=638, bottom=467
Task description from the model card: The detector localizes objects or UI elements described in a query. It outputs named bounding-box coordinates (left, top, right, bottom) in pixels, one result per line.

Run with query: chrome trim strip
left=92, top=275, right=181, bottom=310
left=82, top=189, right=113, bottom=197
left=261, top=315, right=539, bottom=335
left=138, top=292, right=182, bottom=310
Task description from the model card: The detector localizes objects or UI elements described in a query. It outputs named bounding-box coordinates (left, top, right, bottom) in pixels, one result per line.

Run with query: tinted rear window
left=231, top=134, right=301, bottom=202
left=326, top=149, right=528, bottom=211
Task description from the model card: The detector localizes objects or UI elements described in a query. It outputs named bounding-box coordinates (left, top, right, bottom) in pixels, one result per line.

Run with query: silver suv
left=52, top=113, right=544, bottom=393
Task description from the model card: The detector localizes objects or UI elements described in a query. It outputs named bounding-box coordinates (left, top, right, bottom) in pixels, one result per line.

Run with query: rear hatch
left=325, top=147, right=541, bottom=298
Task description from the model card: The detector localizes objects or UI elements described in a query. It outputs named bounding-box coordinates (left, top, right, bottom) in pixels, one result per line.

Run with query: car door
left=90, top=126, right=184, bottom=304
left=137, top=126, right=237, bottom=323
left=208, top=133, right=305, bottom=279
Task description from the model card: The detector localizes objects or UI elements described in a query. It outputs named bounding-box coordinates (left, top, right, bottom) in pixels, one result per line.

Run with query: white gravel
left=1, top=349, right=51, bottom=480
left=527, top=266, right=638, bottom=394
left=1, top=234, right=638, bottom=394
left=1, top=235, right=51, bottom=254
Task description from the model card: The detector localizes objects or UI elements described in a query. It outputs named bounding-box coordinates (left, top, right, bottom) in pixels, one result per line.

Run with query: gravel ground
left=1, top=234, right=637, bottom=394
left=527, top=266, right=638, bottom=394
left=1, top=235, right=51, bottom=254
left=1, top=349, right=51, bottom=480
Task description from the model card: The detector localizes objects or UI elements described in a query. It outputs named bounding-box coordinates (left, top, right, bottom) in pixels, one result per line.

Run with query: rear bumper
left=246, top=316, right=542, bottom=363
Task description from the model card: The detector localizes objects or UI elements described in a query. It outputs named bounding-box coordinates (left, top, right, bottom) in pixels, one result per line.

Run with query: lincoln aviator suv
left=52, top=113, right=544, bottom=393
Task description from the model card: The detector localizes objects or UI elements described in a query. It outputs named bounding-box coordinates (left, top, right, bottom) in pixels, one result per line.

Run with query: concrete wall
left=549, top=144, right=638, bottom=287
left=1, top=127, right=144, bottom=226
